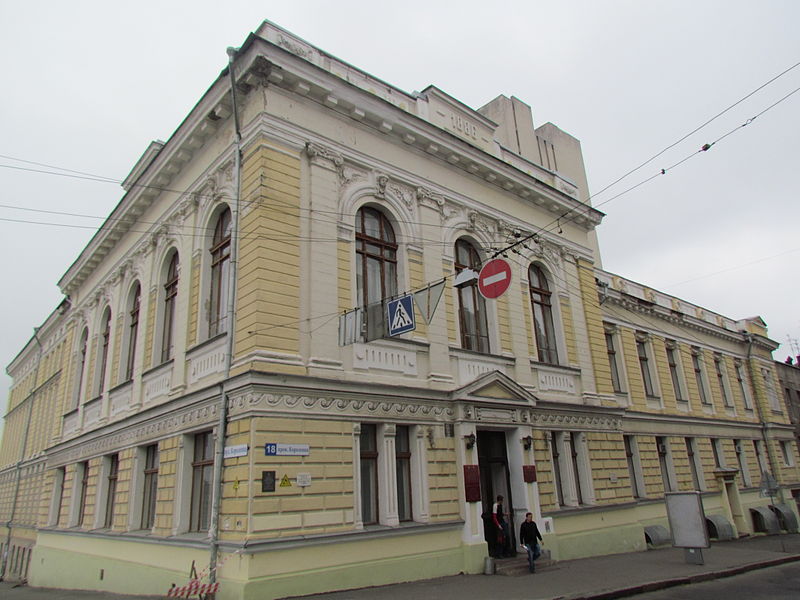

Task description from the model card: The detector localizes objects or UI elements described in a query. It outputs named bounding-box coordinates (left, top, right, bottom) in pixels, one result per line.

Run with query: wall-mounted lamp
left=522, top=435, right=533, bottom=450
left=464, top=433, right=476, bottom=450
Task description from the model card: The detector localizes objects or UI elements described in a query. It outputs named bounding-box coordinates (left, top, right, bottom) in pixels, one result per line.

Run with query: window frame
left=359, top=423, right=379, bottom=526
left=455, top=239, right=490, bottom=353
left=691, top=347, right=712, bottom=408
left=355, top=207, right=398, bottom=340
left=655, top=437, right=676, bottom=493
left=714, top=354, right=734, bottom=410
left=635, top=333, right=658, bottom=400
left=623, top=435, right=645, bottom=499
left=529, top=263, right=559, bottom=364
left=395, top=425, right=412, bottom=522
left=734, top=361, right=754, bottom=410
left=76, top=461, right=90, bottom=527
left=208, top=207, right=232, bottom=338
left=685, top=437, right=705, bottom=491
left=160, top=253, right=179, bottom=364
left=665, top=341, right=687, bottom=404
left=95, top=308, right=112, bottom=397
left=605, top=328, right=624, bottom=394
left=123, top=284, right=141, bottom=382
left=734, top=439, right=752, bottom=487
left=141, top=444, right=160, bottom=530
left=189, top=431, right=215, bottom=533
left=103, top=453, right=120, bottom=528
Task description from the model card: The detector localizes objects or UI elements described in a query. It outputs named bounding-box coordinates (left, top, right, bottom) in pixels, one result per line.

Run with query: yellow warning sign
left=279, top=474, right=292, bottom=488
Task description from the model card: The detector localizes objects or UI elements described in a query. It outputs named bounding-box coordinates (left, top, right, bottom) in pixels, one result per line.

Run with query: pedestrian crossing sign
left=387, top=295, right=415, bottom=336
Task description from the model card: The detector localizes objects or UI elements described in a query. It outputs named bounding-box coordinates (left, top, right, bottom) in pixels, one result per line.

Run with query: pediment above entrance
left=450, top=370, right=538, bottom=406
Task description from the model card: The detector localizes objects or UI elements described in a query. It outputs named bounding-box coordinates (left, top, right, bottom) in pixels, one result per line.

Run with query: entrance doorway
left=477, top=430, right=516, bottom=555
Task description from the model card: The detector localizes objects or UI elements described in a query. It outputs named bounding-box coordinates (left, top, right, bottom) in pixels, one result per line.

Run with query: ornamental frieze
left=530, top=411, right=622, bottom=431
left=231, top=392, right=455, bottom=420
left=48, top=401, right=220, bottom=466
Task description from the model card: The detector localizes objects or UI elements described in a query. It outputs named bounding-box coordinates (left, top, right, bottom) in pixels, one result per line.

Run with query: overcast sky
left=1, top=1, right=798, bottom=419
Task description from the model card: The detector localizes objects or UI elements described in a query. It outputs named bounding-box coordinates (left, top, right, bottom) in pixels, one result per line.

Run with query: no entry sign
left=478, top=258, right=512, bottom=299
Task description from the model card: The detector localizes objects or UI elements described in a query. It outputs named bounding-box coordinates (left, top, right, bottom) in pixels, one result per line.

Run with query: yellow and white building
left=1, top=21, right=798, bottom=598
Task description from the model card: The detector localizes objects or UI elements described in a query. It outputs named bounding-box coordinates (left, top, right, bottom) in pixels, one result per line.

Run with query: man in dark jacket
left=519, top=512, right=543, bottom=573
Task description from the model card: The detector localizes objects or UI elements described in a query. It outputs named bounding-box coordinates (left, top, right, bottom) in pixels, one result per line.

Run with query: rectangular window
left=735, top=440, right=752, bottom=487
left=569, top=432, right=584, bottom=505
left=550, top=432, right=565, bottom=507
left=360, top=424, right=378, bottom=525
left=50, top=466, right=66, bottom=527
left=396, top=426, right=412, bottom=522
left=711, top=438, right=725, bottom=469
left=692, top=348, right=711, bottom=406
left=77, top=461, right=89, bottom=527
left=624, top=435, right=643, bottom=498
left=763, top=368, right=781, bottom=412
left=656, top=437, right=674, bottom=493
left=666, top=343, right=686, bottom=402
left=753, top=439, right=768, bottom=475
left=104, top=454, right=119, bottom=528
left=141, top=444, right=159, bottom=530
left=637, top=337, right=656, bottom=397
left=605, top=331, right=623, bottom=393
left=781, top=441, right=795, bottom=467
left=190, top=431, right=214, bottom=532
left=735, top=361, right=753, bottom=410
left=685, top=438, right=703, bottom=491
left=714, top=354, right=733, bottom=408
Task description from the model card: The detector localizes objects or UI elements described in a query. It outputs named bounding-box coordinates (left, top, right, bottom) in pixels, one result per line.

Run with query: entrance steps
left=493, top=549, right=555, bottom=576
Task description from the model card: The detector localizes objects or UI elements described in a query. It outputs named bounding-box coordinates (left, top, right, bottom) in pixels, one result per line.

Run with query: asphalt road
left=630, top=561, right=800, bottom=600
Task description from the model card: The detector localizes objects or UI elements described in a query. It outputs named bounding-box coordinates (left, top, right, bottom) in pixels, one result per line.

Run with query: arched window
left=97, top=308, right=112, bottom=395
left=355, top=207, right=397, bottom=339
left=455, top=239, right=489, bottom=353
left=528, top=264, right=558, bottom=364
left=161, top=253, right=179, bottom=363
left=74, top=327, right=89, bottom=407
left=209, top=208, right=231, bottom=337
left=124, top=284, right=141, bottom=381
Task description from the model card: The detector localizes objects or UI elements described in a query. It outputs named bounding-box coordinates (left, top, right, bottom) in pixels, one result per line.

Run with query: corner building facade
left=1, top=22, right=799, bottom=598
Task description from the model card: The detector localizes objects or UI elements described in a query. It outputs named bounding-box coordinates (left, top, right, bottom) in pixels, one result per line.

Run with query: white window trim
left=781, top=440, right=795, bottom=467
left=692, top=348, right=713, bottom=412
left=604, top=324, right=627, bottom=398
left=551, top=431, right=595, bottom=507
left=734, top=361, right=754, bottom=411
left=636, top=332, right=661, bottom=407
left=666, top=340, right=689, bottom=410
left=734, top=440, right=752, bottom=487
left=686, top=437, right=706, bottom=492
left=714, top=354, right=735, bottom=413
left=624, top=435, right=646, bottom=498
left=353, top=422, right=428, bottom=529
left=47, top=467, right=66, bottom=527
left=656, top=437, right=677, bottom=493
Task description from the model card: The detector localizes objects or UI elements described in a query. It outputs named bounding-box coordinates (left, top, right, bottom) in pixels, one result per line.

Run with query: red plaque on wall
left=523, top=465, right=537, bottom=483
left=463, top=465, right=481, bottom=502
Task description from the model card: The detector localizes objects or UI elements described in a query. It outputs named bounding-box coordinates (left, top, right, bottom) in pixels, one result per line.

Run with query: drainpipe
left=744, top=332, right=783, bottom=501
left=208, top=46, right=242, bottom=589
left=0, top=328, right=42, bottom=581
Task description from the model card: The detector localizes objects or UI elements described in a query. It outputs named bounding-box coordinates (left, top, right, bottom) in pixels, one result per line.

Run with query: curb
left=558, top=554, right=800, bottom=600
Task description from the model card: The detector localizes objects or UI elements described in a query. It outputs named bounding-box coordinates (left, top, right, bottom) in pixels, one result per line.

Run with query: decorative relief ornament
left=305, top=142, right=344, bottom=168
left=338, top=165, right=364, bottom=187
left=467, top=210, right=496, bottom=237
left=375, top=173, right=389, bottom=198
left=388, top=183, right=415, bottom=211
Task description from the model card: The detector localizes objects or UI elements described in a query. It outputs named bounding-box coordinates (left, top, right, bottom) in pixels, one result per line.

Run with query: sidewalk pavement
left=2, top=533, right=800, bottom=600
